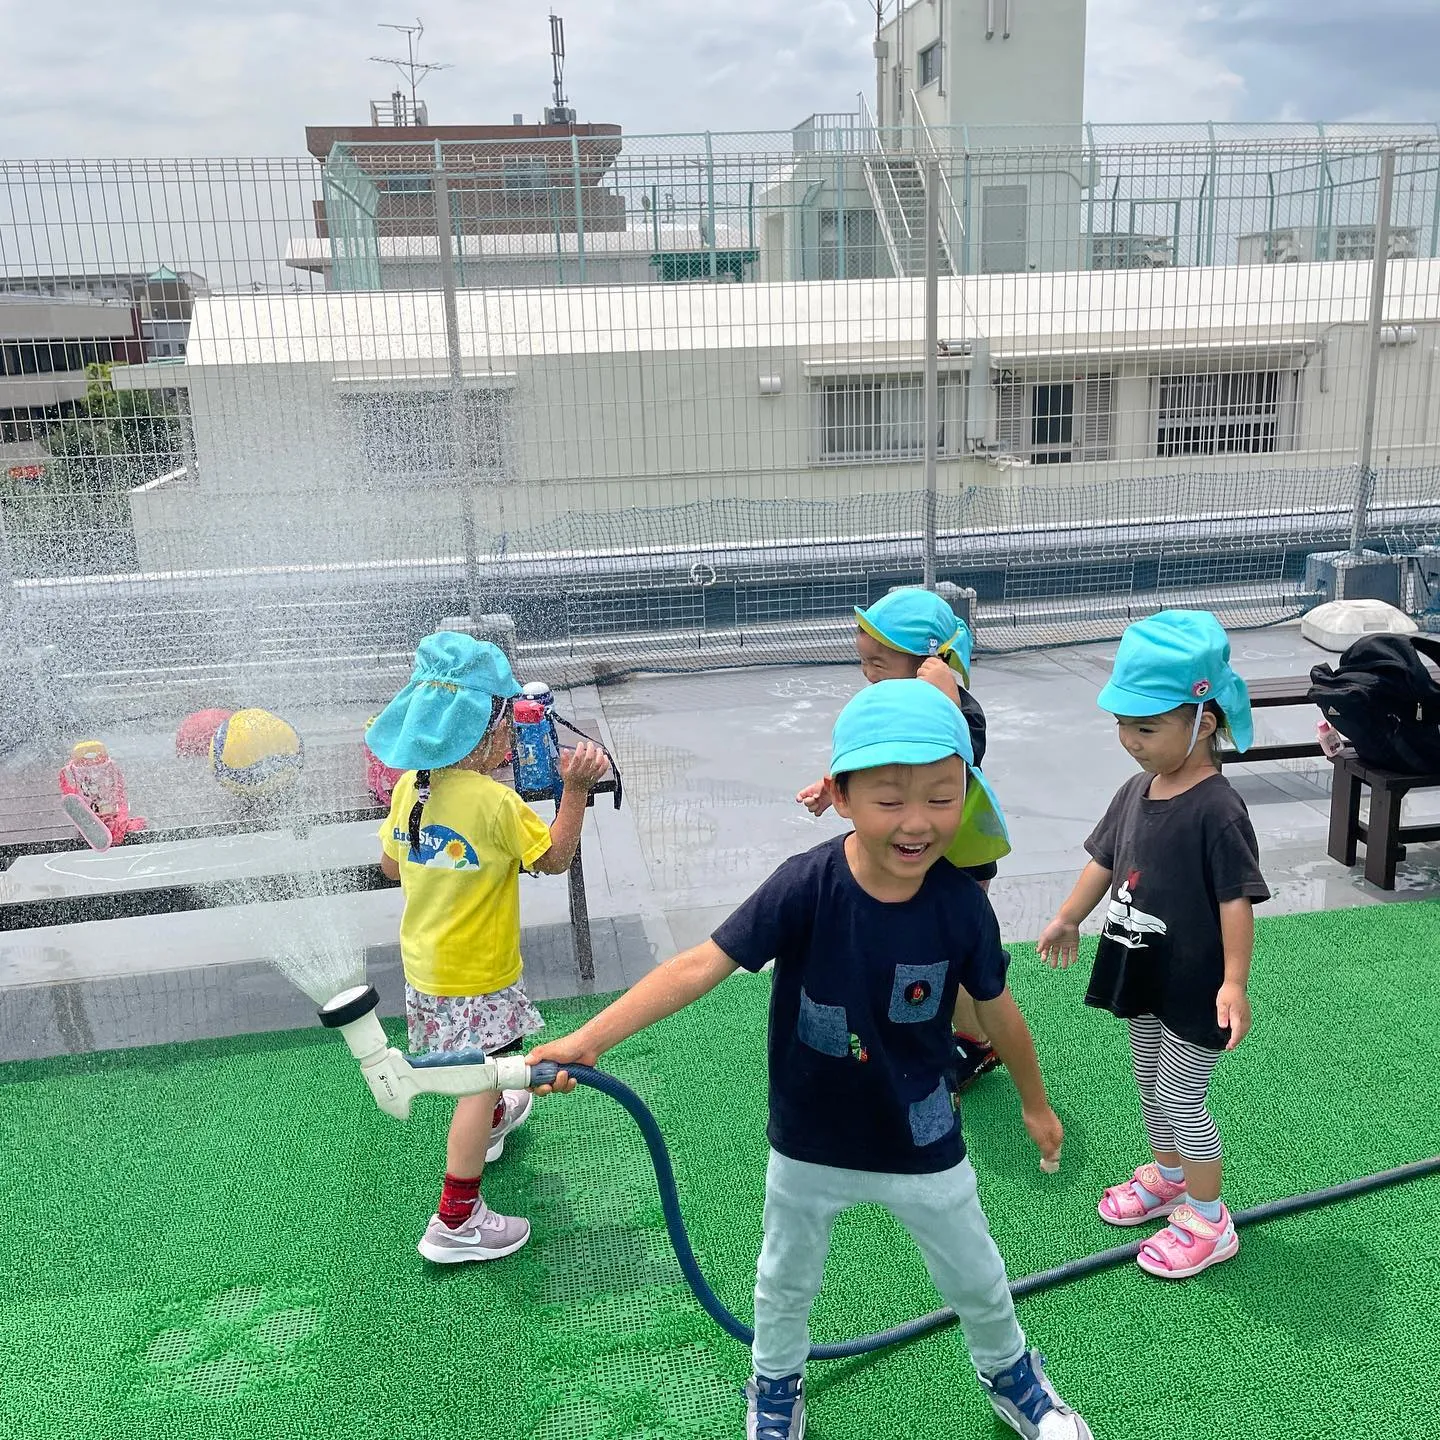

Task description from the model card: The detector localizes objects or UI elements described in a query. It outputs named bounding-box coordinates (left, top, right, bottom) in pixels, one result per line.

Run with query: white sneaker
left=485, top=1089, right=533, bottom=1163
left=416, top=1202, right=531, bottom=1264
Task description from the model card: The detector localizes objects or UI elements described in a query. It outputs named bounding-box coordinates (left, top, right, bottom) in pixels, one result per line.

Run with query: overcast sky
left=7, top=0, right=1439, bottom=158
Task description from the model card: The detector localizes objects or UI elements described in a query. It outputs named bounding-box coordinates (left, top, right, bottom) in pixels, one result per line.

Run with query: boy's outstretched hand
left=796, top=777, right=833, bottom=816
left=1035, top=917, right=1081, bottom=969
left=526, top=1031, right=600, bottom=1094
left=559, top=740, right=609, bottom=793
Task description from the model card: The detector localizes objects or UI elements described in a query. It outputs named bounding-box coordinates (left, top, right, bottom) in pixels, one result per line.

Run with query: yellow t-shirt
left=379, top=768, right=553, bottom=997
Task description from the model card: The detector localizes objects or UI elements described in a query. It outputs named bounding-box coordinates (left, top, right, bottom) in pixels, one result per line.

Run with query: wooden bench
left=0, top=719, right=618, bottom=983
left=1218, top=674, right=1323, bottom=766
left=1326, top=752, right=1440, bottom=890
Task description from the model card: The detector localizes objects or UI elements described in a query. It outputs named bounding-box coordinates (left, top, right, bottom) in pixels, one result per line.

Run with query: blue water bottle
left=512, top=698, right=561, bottom=797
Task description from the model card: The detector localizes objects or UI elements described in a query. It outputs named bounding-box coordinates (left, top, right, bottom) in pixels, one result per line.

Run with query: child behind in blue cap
left=1037, top=610, right=1270, bottom=1280
left=533, top=680, right=1089, bottom=1440
left=798, top=587, right=1006, bottom=1090
left=368, top=632, right=608, bottom=1264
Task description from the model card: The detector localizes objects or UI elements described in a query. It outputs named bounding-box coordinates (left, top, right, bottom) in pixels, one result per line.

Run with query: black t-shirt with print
left=712, top=834, right=1010, bottom=1174
left=1083, top=772, right=1270, bottom=1049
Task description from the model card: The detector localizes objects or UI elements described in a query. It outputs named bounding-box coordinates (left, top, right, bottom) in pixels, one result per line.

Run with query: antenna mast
left=369, top=18, right=451, bottom=124
left=544, top=13, right=577, bottom=125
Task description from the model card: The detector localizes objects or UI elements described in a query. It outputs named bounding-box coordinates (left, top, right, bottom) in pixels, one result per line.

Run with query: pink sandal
left=1137, top=1203, right=1239, bottom=1279
left=1097, top=1163, right=1187, bottom=1227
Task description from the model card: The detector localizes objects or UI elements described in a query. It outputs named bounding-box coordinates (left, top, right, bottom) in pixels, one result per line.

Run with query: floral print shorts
left=405, top=981, right=545, bottom=1057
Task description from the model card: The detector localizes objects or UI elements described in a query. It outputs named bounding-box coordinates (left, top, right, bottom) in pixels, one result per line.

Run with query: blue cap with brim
left=855, top=588, right=973, bottom=685
left=367, top=632, right=521, bottom=771
left=1096, top=609, right=1254, bottom=753
left=830, top=680, right=1010, bottom=866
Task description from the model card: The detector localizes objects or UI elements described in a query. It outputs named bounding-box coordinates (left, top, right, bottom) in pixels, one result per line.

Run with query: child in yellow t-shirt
left=368, top=632, right=607, bottom=1264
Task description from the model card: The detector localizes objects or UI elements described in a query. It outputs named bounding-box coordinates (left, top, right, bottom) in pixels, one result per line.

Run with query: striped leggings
left=1127, top=1016, right=1224, bottom=1163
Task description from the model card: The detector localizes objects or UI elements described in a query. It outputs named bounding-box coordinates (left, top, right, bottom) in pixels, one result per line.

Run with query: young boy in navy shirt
left=532, top=680, right=1091, bottom=1440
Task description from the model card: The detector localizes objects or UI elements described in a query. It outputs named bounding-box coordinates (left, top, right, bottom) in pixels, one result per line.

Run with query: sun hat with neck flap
left=366, top=631, right=522, bottom=771
left=854, top=587, right=974, bottom=686
left=1096, top=609, right=1253, bottom=754
left=830, top=678, right=1010, bottom=867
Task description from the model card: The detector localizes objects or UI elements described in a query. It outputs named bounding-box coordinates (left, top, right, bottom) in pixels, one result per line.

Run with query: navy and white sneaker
left=745, top=1372, right=805, bottom=1439
left=981, top=1349, right=1092, bottom=1440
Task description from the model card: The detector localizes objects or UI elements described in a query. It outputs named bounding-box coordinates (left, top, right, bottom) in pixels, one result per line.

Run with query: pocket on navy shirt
left=797, top=989, right=850, bottom=1057
left=889, top=961, right=948, bottom=1024
left=909, top=1080, right=956, bottom=1147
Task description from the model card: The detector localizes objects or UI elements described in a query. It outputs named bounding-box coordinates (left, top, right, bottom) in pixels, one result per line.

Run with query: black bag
left=1307, top=634, right=1440, bottom=773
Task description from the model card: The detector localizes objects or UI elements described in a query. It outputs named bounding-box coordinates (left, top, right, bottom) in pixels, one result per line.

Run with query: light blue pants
left=752, top=1149, right=1027, bottom=1380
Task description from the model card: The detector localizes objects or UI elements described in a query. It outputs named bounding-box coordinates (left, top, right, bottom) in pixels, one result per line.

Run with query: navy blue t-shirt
left=711, top=834, right=1010, bottom=1175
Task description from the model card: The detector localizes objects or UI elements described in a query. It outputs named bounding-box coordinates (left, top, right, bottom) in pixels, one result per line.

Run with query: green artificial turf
left=2, top=902, right=1438, bottom=1440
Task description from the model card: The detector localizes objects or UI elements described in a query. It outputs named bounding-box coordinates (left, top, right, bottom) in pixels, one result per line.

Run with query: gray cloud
left=3, top=0, right=1436, bottom=159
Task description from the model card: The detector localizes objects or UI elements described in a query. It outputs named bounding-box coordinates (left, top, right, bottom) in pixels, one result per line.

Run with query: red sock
left=438, top=1173, right=482, bottom=1229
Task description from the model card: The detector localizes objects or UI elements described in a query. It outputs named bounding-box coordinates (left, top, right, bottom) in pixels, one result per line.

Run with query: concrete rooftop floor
left=4, top=622, right=1440, bottom=1057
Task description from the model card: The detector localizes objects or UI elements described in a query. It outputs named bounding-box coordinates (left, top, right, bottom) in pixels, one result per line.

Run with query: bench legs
left=1364, top=783, right=1405, bottom=891
left=1327, top=764, right=1363, bottom=867
left=567, top=834, right=596, bottom=985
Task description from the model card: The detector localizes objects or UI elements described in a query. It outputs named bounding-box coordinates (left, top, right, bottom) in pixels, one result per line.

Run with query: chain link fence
left=4, top=125, right=1440, bottom=724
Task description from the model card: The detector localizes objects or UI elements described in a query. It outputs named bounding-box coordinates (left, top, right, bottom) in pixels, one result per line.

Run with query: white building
left=1, top=295, right=144, bottom=462
left=121, top=260, right=1440, bottom=571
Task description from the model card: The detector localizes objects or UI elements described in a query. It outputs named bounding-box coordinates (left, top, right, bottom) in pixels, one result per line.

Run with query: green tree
left=1, top=365, right=184, bottom=577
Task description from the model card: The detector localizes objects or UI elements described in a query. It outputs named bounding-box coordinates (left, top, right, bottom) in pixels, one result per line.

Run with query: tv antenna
left=545, top=13, right=576, bottom=124
left=370, top=19, right=451, bottom=116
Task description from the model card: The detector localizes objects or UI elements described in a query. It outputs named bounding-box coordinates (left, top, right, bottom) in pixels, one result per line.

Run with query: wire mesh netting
left=3, top=128, right=1440, bottom=734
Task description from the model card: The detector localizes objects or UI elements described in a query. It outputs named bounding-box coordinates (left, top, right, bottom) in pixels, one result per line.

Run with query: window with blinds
left=993, top=374, right=1113, bottom=463
left=1155, top=370, right=1297, bottom=456
left=816, top=374, right=965, bottom=462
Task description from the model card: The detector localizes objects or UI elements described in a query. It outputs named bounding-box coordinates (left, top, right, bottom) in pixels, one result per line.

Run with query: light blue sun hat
left=855, top=588, right=973, bottom=685
left=830, top=679, right=1010, bottom=866
left=366, top=632, right=521, bottom=771
left=1096, top=609, right=1253, bottom=753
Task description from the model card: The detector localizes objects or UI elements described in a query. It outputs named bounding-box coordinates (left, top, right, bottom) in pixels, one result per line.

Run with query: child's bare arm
left=379, top=851, right=400, bottom=881
left=976, top=988, right=1063, bottom=1165
left=1217, top=897, right=1255, bottom=1050
left=529, top=940, right=739, bottom=1088
left=530, top=741, right=609, bottom=874
left=1036, top=860, right=1113, bottom=968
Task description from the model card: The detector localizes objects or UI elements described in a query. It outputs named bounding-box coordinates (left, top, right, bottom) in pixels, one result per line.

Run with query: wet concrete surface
left=4, top=623, right=1438, bottom=1056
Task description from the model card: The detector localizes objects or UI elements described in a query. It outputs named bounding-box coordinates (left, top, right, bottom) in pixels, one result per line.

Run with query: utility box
left=439, top=612, right=518, bottom=660
left=1303, top=551, right=1407, bottom=608
left=886, top=581, right=979, bottom=635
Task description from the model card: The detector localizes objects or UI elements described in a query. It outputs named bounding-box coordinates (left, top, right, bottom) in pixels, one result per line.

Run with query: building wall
left=883, top=0, right=1086, bottom=134
left=132, top=308, right=1440, bottom=571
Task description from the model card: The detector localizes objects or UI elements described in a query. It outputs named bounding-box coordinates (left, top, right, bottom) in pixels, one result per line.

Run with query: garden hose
left=527, top=1061, right=1440, bottom=1361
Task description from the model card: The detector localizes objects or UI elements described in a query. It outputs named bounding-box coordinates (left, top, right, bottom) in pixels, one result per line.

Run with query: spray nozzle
left=318, top=984, right=381, bottom=1029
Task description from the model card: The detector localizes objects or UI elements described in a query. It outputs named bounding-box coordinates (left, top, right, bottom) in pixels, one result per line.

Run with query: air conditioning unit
left=1240, top=224, right=1420, bottom=265
left=1333, top=225, right=1418, bottom=261
left=1086, top=232, right=1173, bottom=270
left=1238, top=228, right=1315, bottom=264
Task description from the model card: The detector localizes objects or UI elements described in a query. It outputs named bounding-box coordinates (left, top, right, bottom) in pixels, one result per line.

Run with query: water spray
left=320, top=984, right=1440, bottom=1358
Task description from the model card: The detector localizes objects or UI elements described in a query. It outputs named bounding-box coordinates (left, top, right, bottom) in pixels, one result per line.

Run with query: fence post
left=922, top=158, right=940, bottom=591
left=1350, top=146, right=1397, bottom=555
left=570, top=133, right=587, bottom=283
left=433, top=143, right=482, bottom=628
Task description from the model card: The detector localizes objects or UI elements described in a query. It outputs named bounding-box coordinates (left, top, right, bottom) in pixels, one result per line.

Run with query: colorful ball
left=176, top=708, right=234, bottom=758
left=211, top=708, right=304, bottom=797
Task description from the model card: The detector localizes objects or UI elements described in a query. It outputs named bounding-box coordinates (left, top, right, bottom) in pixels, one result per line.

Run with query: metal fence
left=4, top=125, right=1440, bottom=727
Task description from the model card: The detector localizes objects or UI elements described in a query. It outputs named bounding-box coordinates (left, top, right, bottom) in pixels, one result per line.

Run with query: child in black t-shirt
left=796, top=587, right=1008, bottom=1091
left=533, top=680, right=1090, bottom=1440
left=1038, top=610, right=1269, bottom=1282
